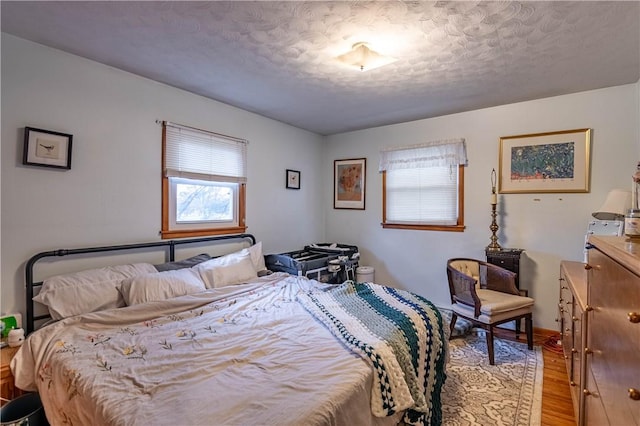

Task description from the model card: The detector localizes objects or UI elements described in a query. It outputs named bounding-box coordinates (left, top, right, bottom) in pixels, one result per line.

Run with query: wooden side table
left=485, top=248, right=524, bottom=292
left=486, top=248, right=526, bottom=336
left=1, top=345, right=24, bottom=405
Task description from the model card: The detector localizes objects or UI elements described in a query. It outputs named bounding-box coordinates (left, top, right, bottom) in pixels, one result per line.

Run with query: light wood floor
left=494, top=327, right=576, bottom=426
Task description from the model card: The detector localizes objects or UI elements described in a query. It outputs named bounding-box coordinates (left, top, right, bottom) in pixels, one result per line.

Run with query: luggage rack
left=265, top=243, right=359, bottom=284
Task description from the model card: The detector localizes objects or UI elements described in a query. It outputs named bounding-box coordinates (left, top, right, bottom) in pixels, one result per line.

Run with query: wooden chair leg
left=486, top=325, right=495, bottom=365
left=525, top=314, right=533, bottom=350
left=449, top=312, right=458, bottom=340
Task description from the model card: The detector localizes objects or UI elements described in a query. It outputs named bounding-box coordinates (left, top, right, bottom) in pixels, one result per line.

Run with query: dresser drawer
left=583, top=367, right=608, bottom=426
left=495, top=256, right=516, bottom=269
left=570, top=303, right=585, bottom=390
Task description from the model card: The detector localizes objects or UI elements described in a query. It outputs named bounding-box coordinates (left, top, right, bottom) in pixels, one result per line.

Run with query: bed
left=12, top=234, right=447, bottom=426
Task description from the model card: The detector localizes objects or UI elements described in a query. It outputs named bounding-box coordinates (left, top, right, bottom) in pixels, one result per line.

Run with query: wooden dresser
left=560, top=236, right=640, bottom=425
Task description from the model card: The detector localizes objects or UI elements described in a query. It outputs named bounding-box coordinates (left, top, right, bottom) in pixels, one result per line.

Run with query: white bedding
left=12, top=273, right=404, bottom=426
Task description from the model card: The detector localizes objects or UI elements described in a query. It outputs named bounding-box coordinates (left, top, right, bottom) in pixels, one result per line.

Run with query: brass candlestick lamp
left=487, top=168, right=502, bottom=252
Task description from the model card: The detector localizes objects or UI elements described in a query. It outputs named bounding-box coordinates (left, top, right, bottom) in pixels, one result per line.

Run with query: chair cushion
left=476, top=289, right=534, bottom=314
left=452, top=289, right=534, bottom=324
left=452, top=302, right=533, bottom=325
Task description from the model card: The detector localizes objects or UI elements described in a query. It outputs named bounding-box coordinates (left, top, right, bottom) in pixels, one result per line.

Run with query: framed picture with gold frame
left=334, top=158, right=366, bottom=209
left=498, top=128, right=591, bottom=194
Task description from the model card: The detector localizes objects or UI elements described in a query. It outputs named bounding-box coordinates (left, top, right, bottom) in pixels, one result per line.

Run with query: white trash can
left=356, top=266, right=374, bottom=283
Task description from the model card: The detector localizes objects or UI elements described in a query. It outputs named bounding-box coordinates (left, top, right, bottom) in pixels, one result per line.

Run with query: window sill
left=381, top=223, right=465, bottom=232
left=161, top=226, right=247, bottom=240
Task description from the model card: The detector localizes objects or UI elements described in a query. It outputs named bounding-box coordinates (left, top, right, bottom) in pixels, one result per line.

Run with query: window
left=161, top=121, right=247, bottom=239
left=380, top=139, right=467, bottom=232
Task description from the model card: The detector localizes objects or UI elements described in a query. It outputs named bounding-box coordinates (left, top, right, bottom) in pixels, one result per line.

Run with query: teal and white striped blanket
left=297, top=281, right=447, bottom=426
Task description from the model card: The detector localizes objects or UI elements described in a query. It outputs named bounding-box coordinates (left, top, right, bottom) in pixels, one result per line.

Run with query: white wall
left=324, top=83, right=640, bottom=330
left=1, top=34, right=325, bottom=316
left=3, top=33, right=639, bottom=332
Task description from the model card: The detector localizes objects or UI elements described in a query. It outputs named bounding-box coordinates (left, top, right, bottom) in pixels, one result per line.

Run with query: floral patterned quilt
left=12, top=273, right=440, bottom=426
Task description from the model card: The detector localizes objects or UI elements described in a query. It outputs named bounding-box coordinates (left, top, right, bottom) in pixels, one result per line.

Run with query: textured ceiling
left=2, top=1, right=639, bottom=135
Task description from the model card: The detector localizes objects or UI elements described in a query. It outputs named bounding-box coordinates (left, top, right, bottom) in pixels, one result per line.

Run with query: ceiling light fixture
left=336, top=42, right=397, bottom=72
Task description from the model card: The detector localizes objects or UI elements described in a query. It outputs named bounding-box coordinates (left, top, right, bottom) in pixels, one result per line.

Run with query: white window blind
left=380, top=139, right=467, bottom=226
left=386, top=166, right=459, bottom=225
left=164, top=122, right=247, bottom=183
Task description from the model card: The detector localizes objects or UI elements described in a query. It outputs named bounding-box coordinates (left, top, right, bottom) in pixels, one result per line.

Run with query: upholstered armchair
left=446, top=258, right=534, bottom=365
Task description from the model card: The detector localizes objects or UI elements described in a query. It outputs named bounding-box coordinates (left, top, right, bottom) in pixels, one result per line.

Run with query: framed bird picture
left=23, top=126, right=73, bottom=170
left=286, top=169, right=300, bottom=189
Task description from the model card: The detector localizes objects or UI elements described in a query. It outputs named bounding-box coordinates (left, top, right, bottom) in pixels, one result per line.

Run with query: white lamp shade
left=592, top=189, right=631, bottom=220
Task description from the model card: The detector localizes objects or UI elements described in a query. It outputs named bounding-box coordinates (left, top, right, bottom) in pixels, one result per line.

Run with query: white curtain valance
left=379, top=138, right=467, bottom=172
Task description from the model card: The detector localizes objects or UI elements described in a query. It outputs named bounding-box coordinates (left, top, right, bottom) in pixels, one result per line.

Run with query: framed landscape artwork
left=334, top=158, right=366, bottom=209
left=498, top=128, right=591, bottom=193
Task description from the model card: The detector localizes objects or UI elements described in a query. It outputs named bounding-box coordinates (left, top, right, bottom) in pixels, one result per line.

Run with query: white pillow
left=38, top=263, right=157, bottom=291
left=33, top=263, right=157, bottom=320
left=194, top=252, right=258, bottom=288
left=247, top=241, right=267, bottom=272
left=222, top=242, right=266, bottom=273
left=34, top=281, right=125, bottom=320
left=118, top=269, right=206, bottom=306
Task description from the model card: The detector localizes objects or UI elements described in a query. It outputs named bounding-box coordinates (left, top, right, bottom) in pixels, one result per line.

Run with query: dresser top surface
left=588, top=235, right=640, bottom=276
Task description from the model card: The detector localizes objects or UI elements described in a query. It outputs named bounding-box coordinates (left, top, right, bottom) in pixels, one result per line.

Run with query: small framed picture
left=23, top=127, right=73, bottom=170
left=286, top=169, right=301, bottom=189
left=334, top=158, right=366, bottom=209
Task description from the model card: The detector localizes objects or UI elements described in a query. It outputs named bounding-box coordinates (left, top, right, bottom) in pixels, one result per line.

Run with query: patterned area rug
left=441, top=332, right=543, bottom=426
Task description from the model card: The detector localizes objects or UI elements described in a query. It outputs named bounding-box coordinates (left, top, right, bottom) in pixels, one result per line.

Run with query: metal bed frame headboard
left=25, top=233, right=256, bottom=334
